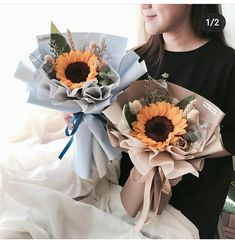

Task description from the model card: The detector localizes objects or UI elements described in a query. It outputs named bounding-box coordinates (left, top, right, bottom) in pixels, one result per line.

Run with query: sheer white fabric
left=0, top=108, right=199, bottom=239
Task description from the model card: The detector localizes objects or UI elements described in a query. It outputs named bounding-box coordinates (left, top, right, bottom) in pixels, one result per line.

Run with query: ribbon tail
left=156, top=189, right=171, bottom=214
left=58, top=136, right=74, bottom=159
left=58, top=113, right=83, bottom=160
left=136, top=168, right=172, bottom=229
left=152, top=168, right=172, bottom=215
left=133, top=170, right=155, bottom=232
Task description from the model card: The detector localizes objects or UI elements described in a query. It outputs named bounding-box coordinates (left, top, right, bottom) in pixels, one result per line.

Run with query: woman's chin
left=145, top=25, right=162, bottom=35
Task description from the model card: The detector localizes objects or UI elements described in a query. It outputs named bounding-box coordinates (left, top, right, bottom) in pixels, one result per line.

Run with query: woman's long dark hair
left=135, top=4, right=227, bottom=75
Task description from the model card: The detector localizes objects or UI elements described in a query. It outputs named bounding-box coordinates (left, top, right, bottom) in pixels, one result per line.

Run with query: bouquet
left=14, top=22, right=147, bottom=179
left=103, top=73, right=228, bottom=231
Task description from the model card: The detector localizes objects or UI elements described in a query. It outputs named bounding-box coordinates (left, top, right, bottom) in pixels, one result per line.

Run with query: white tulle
left=0, top=107, right=199, bottom=239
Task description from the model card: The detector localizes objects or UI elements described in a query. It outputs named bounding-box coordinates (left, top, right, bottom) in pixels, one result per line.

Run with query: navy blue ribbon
left=58, top=113, right=107, bottom=160
left=58, top=112, right=84, bottom=159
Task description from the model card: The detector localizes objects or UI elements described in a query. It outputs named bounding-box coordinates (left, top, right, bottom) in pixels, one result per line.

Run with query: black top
left=119, top=40, right=235, bottom=238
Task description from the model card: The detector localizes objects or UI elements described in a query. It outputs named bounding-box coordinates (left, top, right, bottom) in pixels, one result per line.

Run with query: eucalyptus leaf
left=176, top=95, right=196, bottom=110
left=99, top=72, right=108, bottom=79
left=100, top=65, right=110, bottom=73
left=183, top=131, right=200, bottom=142
left=123, top=103, right=137, bottom=130
left=183, top=118, right=202, bottom=143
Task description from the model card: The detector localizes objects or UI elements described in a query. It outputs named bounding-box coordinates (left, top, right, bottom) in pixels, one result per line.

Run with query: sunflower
left=54, top=50, right=98, bottom=89
left=131, top=101, right=187, bottom=151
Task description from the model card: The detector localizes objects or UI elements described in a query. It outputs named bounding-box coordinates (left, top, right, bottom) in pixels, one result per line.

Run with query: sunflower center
left=145, top=116, right=174, bottom=142
left=65, top=62, right=90, bottom=83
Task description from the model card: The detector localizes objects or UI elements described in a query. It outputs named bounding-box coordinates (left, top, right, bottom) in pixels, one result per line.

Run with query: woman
left=119, top=4, right=235, bottom=239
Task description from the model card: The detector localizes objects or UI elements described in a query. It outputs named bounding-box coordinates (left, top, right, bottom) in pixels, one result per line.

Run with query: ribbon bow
left=59, top=113, right=106, bottom=160
left=59, top=112, right=84, bottom=160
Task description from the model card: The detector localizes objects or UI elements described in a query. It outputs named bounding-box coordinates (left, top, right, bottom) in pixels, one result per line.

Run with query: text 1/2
left=206, top=18, right=219, bottom=27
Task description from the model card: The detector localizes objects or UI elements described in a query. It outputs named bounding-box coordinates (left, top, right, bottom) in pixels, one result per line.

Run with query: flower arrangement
left=14, top=22, right=147, bottom=179
left=123, top=73, right=203, bottom=153
left=103, top=73, right=227, bottom=231
left=42, top=24, right=120, bottom=95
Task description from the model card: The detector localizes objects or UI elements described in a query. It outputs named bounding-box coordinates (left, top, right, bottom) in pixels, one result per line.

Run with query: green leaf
left=51, top=21, right=60, bottom=34
left=183, top=119, right=202, bottom=143
left=100, top=65, right=110, bottom=73
left=99, top=72, right=108, bottom=79
left=183, top=131, right=200, bottom=142
left=176, top=95, right=196, bottom=110
left=122, top=103, right=137, bottom=130
left=50, top=22, right=70, bottom=57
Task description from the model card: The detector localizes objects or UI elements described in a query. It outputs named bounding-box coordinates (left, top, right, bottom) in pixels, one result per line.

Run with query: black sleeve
left=221, top=65, right=235, bottom=155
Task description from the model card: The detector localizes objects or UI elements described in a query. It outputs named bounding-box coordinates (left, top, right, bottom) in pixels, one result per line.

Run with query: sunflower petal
left=130, top=101, right=188, bottom=151
left=54, top=49, right=98, bottom=89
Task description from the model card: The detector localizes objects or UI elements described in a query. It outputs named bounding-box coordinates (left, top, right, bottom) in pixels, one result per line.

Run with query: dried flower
left=162, top=72, right=169, bottom=79
left=129, top=100, right=142, bottom=115
left=67, top=29, right=75, bottom=50
left=96, top=57, right=106, bottom=71
left=44, top=55, right=55, bottom=65
left=88, top=41, right=97, bottom=51
left=172, top=136, right=189, bottom=150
